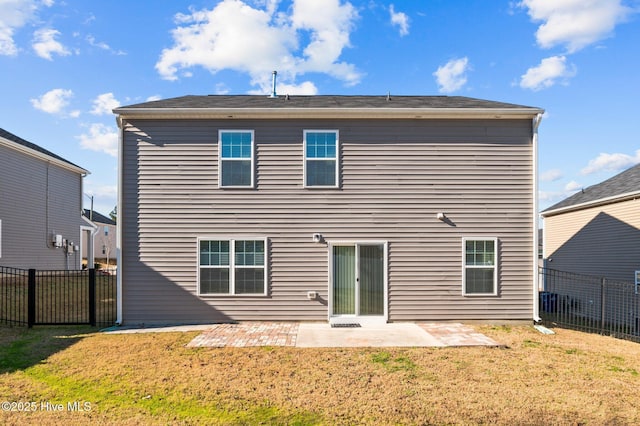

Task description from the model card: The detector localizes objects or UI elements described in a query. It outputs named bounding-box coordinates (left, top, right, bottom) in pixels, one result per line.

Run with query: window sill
left=198, top=293, right=269, bottom=297
left=462, top=293, right=499, bottom=297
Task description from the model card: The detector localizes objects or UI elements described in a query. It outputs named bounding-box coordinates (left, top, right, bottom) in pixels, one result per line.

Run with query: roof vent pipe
left=269, top=71, right=278, bottom=98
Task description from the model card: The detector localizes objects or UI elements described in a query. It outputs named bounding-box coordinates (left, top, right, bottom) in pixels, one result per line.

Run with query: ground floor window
left=198, top=237, right=267, bottom=295
left=463, top=238, right=498, bottom=296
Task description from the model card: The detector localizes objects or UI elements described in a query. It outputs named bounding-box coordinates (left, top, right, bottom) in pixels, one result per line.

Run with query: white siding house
left=542, top=163, right=640, bottom=282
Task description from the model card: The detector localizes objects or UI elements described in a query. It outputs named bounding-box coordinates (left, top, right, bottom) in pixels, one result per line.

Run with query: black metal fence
left=539, top=267, right=640, bottom=343
left=0, top=266, right=116, bottom=327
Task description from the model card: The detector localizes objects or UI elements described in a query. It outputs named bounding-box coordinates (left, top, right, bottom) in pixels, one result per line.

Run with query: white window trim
left=197, top=236, right=268, bottom=296
left=303, top=129, right=339, bottom=188
left=462, top=237, right=498, bottom=296
left=218, top=129, right=255, bottom=189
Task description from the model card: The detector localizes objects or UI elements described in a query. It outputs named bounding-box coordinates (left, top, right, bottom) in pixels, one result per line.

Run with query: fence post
left=89, top=269, right=96, bottom=327
left=600, top=277, right=606, bottom=335
left=27, top=269, right=36, bottom=328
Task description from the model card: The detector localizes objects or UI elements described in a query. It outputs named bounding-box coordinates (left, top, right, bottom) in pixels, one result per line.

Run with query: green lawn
left=0, top=325, right=639, bottom=425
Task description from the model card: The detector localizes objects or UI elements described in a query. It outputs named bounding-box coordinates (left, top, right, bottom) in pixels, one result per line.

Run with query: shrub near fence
left=539, top=267, right=640, bottom=343
left=0, top=266, right=116, bottom=327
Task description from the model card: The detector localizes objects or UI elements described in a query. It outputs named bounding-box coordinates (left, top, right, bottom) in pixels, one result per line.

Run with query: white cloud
left=433, top=57, right=470, bottom=93
left=0, top=0, right=38, bottom=55
left=581, top=149, right=640, bottom=175
left=30, top=88, right=74, bottom=114
left=540, top=169, right=563, bottom=182
left=214, top=83, right=230, bottom=95
left=389, top=4, right=409, bottom=36
left=519, top=55, right=576, bottom=91
left=83, top=181, right=117, bottom=216
left=146, top=95, right=162, bottom=102
left=247, top=79, right=318, bottom=95
left=32, top=28, right=70, bottom=60
left=90, top=93, right=120, bottom=116
left=564, top=180, right=582, bottom=192
left=77, top=123, right=118, bottom=157
left=289, top=0, right=360, bottom=85
left=86, top=34, right=126, bottom=55
left=156, top=0, right=361, bottom=93
left=84, top=182, right=117, bottom=199
left=539, top=190, right=563, bottom=203
left=519, top=0, right=633, bottom=53
left=86, top=35, right=108, bottom=50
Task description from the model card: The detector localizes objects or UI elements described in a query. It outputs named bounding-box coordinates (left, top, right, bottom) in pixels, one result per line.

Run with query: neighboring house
left=114, top=95, right=543, bottom=326
left=0, top=128, right=91, bottom=270
left=82, top=209, right=117, bottom=268
left=541, top=163, right=640, bottom=282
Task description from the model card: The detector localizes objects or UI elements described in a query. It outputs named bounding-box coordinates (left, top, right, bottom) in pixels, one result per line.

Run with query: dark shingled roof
left=0, top=127, right=84, bottom=171
left=542, top=163, right=640, bottom=215
left=115, top=95, right=539, bottom=111
left=83, top=209, right=116, bottom=225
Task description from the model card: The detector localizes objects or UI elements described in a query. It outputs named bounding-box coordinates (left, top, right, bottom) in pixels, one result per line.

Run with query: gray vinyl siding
left=121, top=118, right=534, bottom=324
left=544, top=198, right=640, bottom=282
left=0, top=143, right=83, bottom=269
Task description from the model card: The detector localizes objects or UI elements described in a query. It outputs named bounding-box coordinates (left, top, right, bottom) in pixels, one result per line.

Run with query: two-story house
left=114, top=95, right=543, bottom=326
left=542, top=163, right=640, bottom=282
left=0, top=128, right=90, bottom=270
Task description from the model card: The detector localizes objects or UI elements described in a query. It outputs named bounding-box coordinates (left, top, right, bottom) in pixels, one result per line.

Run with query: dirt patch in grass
left=1, top=325, right=639, bottom=425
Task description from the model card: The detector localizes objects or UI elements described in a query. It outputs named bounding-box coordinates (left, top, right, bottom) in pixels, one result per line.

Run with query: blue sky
left=1, top=0, right=639, bottom=216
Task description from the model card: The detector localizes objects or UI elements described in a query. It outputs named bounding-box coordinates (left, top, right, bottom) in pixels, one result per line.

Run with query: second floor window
left=219, top=130, right=254, bottom=188
left=304, top=130, right=339, bottom=188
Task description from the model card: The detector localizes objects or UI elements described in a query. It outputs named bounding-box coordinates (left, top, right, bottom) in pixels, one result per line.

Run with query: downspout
left=532, top=113, right=543, bottom=323
left=90, top=220, right=100, bottom=267
left=115, top=116, right=124, bottom=325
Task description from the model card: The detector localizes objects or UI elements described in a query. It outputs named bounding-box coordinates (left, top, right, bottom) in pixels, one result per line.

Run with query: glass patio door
left=332, top=243, right=385, bottom=318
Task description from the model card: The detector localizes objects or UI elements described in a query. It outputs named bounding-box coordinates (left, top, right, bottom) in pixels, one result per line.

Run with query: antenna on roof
left=269, top=71, right=278, bottom=98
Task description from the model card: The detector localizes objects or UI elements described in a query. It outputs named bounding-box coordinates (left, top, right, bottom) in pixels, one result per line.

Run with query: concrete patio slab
left=296, top=322, right=445, bottom=348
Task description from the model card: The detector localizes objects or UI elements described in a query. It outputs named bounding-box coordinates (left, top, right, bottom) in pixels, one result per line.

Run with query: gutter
left=532, top=113, right=543, bottom=323
left=113, top=107, right=544, bottom=121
